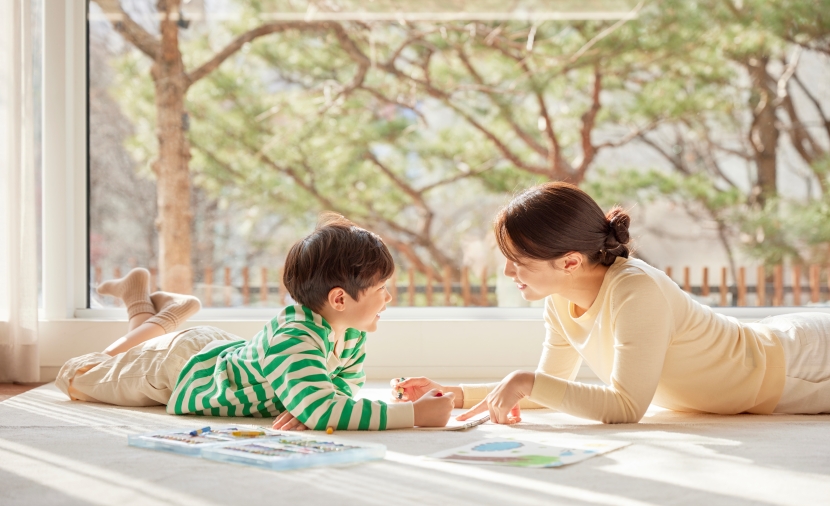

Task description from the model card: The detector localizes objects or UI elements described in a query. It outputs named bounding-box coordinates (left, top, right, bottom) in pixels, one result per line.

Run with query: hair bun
left=606, top=208, right=631, bottom=245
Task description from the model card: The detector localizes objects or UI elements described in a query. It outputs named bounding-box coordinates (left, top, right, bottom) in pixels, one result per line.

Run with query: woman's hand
left=456, top=370, right=535, bottom=424
left=390, top=377, right=444, bottom=402
left=272, top=411, right=308, bottom=431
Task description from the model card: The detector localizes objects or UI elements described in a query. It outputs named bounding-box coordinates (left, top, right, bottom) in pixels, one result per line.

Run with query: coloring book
left=128, top=426, right=281, bottom=456
left=202, top=434, right=386, bottom=471
left=128, top=426, right=386, bottom=471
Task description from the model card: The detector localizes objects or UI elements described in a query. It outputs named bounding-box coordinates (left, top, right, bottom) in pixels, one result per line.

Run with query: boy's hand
left=457, top=370, right=533, bottom=424
left=391, top=376, right=444, bottom=402
left=272, top=411, right=308, bottom=431
left=412, top=389, right=455, bottom=427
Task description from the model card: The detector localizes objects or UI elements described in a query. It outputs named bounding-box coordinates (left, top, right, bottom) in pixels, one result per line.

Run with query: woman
left=394, top=182, right=830, bottom=424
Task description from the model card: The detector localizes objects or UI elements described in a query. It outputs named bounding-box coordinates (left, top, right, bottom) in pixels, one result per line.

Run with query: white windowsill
left=70, top=305, right=830, bottom=322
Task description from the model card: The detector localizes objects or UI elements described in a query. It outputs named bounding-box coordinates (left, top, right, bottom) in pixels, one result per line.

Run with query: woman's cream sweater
left=462, top=257, right=785, bottom=423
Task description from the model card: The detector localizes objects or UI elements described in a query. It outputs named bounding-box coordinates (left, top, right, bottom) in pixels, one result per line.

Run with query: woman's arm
left=461, top=275, right=673, bottom=424
left=529, top=275, right=673, bottom=423
left=460, top=298, right=581, bottom=410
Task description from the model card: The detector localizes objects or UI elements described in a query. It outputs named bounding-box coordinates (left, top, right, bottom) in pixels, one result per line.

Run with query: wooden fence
left=663, top=265, right=828, bottom=307
left=93, top=264, right=830, bottom=308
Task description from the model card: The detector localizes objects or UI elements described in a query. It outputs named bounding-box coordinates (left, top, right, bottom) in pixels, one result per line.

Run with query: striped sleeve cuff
left=459, top=382, right=499, bottom=409
left=384, top=402, right=415, bottom=429
left=528, top=372, right=568, bottom=410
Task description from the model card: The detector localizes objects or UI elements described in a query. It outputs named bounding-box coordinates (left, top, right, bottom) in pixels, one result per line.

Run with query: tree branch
left=189, top=138, right=245, bottom=184
left=576, top=66, right=603, bottom=181
left=783, top=35, right=830, bottom=58
left=418, top=158, right=498, bottom=193
left=187, top=21, right=337, bottom=87
left=695, top=127, right=741, bottom=189
left=359, top=85, right=427, bottom=124
left=365, top=151, right=427, bottom=206
left=318, top=57, right=370, bottom=114
left=792, top=71, right=830, bottom=141
left=336, top=28, right=538, bottom=175
left=781, top=91, right=823, bottom=167
left=375, top=215, right=454, bottom=276
left=484, top=38, right=572, bottom=177
left=568, top=0, right=646, bottom=64
left=456, top=47, right=547, bottom=156
left=324, top=25, right=552, bottom=176
left=207, top=103, right=456, bottom=277
left=639, top=133, right=691, bottom=175
left=774, top=48, right=801, bottom=107
left=534, top=90, right=567, bottom=175
left=93, top=0, right=160, bottom=60
left=382, top=237, right=432, bottom=275
left=446, top=102, right=552, bottom=176
left=596, top=120, right=662, bottom=149
left=385, top=30, right=430, bottom=68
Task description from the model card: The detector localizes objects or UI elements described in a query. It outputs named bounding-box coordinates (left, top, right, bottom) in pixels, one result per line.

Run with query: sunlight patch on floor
left=0, top=438, right=221, bottom=506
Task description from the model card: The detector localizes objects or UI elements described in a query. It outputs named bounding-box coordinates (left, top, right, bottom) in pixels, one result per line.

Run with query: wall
left=38, top=317, right=550, bottom=382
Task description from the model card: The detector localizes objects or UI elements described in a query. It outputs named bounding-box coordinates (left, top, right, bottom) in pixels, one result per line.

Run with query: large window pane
left=88, top=1, right=830, bottom=309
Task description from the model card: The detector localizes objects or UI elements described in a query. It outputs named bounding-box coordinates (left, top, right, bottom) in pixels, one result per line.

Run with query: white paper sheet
left=414, top=412, right=491, bottom=431
left=429, top=438, right=629, bottom=467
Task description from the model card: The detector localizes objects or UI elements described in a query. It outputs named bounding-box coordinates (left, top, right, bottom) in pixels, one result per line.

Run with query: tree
left=104, top=1, right=658, bottom=282
left=99, top=0, right=830, bottom=289
left=587, top=0, right=830, bottom=272
left=94, top=0, right=352, bottom=291
left=181, top=4, right=664, bottom=278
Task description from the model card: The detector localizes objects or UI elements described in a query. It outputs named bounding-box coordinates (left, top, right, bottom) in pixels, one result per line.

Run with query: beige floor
left=0, top=383, right=44, bottom=402
left=1, top=382, right=829, bottom=506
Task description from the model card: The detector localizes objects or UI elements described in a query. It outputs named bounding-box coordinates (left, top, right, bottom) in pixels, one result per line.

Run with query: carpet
left=1, top=383, right=829, bottom=506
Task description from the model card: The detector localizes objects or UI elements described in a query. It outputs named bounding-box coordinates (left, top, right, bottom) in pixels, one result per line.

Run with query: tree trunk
left=152, top=0, right=192, bottom=293
left=746, top=56, right=779, bottom=206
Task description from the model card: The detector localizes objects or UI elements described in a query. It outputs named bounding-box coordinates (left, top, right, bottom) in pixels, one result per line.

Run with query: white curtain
left=0, top=0, right=40, bottom=383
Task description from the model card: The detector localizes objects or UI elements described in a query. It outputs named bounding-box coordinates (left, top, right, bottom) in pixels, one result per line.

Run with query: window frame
left=33, top=1, right=830, bottom=382
left=42, top=0, right=88, bottom=321
left=46, top=3, right=830, bottom=323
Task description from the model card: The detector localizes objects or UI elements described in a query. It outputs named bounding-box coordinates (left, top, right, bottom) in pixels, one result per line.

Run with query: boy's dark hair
left=283, top=213, right=395, bottom=312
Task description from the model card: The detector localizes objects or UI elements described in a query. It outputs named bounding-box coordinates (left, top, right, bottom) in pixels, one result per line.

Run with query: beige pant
left=55, top=326, right=239, bottom=407
left=761, top=313, right=830, bottom=414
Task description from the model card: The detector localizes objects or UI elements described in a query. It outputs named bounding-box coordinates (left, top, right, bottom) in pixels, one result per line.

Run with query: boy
left=57, top=214, right=454, bottom=430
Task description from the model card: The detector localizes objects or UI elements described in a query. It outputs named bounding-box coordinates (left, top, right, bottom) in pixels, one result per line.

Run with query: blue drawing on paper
left=472, top=441, right=524, bottom=452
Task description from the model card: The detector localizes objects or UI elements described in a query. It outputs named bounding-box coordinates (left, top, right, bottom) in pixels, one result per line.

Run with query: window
left=87, top=0, right=830, bottom=311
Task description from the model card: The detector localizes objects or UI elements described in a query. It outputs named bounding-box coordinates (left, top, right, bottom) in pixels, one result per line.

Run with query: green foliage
left=585, top=168, right=743, bottom=213
left=101, top=0, right=830, bottom=271
left=739, top=156, right=830, bottom=265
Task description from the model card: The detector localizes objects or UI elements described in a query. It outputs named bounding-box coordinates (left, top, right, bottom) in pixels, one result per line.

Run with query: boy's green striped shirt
left=167, top=304, right=392, bottom=430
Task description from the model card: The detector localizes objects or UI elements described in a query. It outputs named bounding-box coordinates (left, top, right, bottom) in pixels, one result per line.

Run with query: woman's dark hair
left=283, top=213, right=394, bottom=312
left=494, top=182, right=631, bottom=267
